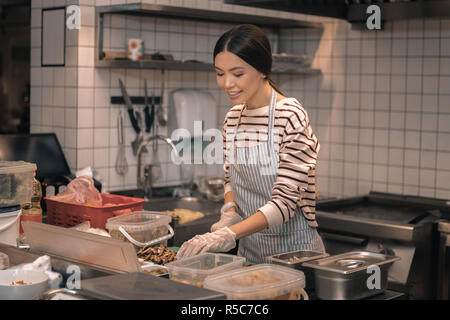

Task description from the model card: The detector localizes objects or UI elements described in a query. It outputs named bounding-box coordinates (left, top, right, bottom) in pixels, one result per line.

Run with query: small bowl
left=0, top=270, right=49, bottom=300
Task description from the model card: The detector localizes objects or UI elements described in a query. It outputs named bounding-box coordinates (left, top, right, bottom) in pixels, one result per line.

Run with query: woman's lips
left=228, top=91, right=242, bottom=99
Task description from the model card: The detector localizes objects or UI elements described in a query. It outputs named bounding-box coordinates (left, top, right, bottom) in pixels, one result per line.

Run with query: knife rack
left=111, top=96, right=161, bottom=105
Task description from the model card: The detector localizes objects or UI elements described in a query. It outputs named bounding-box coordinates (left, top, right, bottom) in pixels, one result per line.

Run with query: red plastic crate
left=45, top=193, right=145, bottom=229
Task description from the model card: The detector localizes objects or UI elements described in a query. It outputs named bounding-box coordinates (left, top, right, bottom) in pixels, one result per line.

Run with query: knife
left=118, top=78, right=140, bottom=134
left=143, top=79, right=153, bottom=133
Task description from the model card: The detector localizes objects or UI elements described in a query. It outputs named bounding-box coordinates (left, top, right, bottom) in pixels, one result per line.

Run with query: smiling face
left=214, top=50, right=268, bottom=108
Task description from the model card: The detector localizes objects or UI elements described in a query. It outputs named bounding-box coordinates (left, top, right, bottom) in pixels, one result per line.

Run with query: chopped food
left=10, top=280, right=31, bottom=286
left=142, top=268, right=168, bottom=276
left=165, top=208, right=204, bottom=224
left=137, top=244, right=177, bottom=265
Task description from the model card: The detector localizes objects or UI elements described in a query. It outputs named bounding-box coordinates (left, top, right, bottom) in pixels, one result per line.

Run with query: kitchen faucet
left=137, top=135, right=180, bottom=200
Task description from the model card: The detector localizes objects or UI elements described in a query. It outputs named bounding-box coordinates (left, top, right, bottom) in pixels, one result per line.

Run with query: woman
left=177, top=24, right=325, bottom=263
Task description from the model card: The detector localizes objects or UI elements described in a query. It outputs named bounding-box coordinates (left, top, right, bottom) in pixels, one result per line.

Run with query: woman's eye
left=216, top=73, right=224, bottom=77
left=234, top=74, right=243, bottom=78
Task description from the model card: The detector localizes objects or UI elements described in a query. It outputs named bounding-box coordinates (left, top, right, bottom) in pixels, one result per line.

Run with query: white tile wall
left=29, top=0, right=450, bottom=199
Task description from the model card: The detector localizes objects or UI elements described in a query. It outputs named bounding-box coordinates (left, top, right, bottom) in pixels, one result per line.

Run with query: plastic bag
left=70, top=221, right=111, bottom=237
left=47, top=176, right=103, bottom=207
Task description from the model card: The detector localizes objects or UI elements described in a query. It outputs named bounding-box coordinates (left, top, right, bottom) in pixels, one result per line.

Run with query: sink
left=143, top=197, right=222, bottom=247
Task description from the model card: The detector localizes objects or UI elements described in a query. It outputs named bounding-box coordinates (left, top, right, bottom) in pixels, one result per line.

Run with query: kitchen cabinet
left=225, top=0, right=450, bottom=24
left=95, top=3, right=322, bottom=75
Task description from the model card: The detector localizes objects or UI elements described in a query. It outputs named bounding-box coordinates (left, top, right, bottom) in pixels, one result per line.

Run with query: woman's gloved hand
left=211, top=210, right=242, bottom=232
left=176, top=227, right=236, bottom=259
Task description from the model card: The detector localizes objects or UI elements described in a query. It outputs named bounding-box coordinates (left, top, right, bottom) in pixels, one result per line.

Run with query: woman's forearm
left=229, top=211, right=268, bottom=240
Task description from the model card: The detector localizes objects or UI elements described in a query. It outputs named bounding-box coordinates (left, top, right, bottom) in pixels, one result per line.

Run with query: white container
left=127, top=38, right=143, bottom=61
left=0, top=161, right=37, bottom=207
left=203, top=264, right=308, bottom=300
left=166, top=253, right=245, bottom=288
left=105, top=211, right=173, bottom=248
left=0, top=206, right=21, bottom=247
left=0, top=269, right=49, bottom=300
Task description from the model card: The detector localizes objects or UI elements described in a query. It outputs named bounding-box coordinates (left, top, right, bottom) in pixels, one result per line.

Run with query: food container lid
left=105, top=211, right=171, bottom=233
left=0, top=205, right=21, bottom=215
left=165, top=253, right=245, bottom=275
left=203, top=264, right=305, bottom=298
left=0, top=161, right=37, bottom=174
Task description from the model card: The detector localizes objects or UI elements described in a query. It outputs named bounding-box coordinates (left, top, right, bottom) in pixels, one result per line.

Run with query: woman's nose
left=224, top=75, right=234, bottom=89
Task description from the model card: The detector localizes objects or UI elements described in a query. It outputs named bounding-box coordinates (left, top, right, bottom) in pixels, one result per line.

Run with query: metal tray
left=266, top=250, right=329, bottom=291
left=302, top=251, right=400, bottom=300
left=302, top=250, right=400, bottom=274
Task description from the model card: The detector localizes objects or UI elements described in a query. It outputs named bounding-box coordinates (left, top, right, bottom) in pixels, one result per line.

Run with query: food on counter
left=10, top=280, right=31, bottom=286
left=142, top=268, right=168, bottom=276
left=137, top=244, right=177, bottom=265
left=165, top=208, right=205, bottom=224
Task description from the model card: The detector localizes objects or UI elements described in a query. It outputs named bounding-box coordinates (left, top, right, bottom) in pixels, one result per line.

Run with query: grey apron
left=229, top=89, right=325, bottom=264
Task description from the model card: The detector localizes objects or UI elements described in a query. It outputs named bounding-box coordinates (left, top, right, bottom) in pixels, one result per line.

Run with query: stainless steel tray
left=302, top=251, right=401, bottom=300
left=267, top=250, right=329, bottom=266
left=302, top=250, right=400, bottom=274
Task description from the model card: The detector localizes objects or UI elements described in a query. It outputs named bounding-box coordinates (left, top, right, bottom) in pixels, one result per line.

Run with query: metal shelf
left=95, top=2, right=323, bottom=29
left=226, top=0, right=450, bottom=23
left=95, top=3, right=323, bottom=75
left=95, top=58, right=322, bottom=76
left=347, top=1, right=450, bottom=23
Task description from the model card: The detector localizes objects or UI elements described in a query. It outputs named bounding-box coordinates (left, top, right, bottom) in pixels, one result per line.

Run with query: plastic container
left=203, top=264, right=308, bottom=300
left=165, top=253, right=245, bottom=288
left=0, top=206, right=22, bottom=247
left=0, top=161, right=37, bottom=207
left=45, top=193, right=145, bottom=229
left=105, top=211, right=173, bottom=248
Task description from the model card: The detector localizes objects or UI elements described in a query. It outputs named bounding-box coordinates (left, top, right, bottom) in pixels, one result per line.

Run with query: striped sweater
left=222, top=97, right=319, bottom=228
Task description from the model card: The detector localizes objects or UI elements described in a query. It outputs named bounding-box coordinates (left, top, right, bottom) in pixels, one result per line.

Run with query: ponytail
left=267, top=76, right=284, bottom=96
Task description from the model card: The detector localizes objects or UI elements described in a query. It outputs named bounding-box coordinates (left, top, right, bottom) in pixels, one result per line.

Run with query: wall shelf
left=95, top=58, right=322, bottom=76
left=225, top=0, right=450, bottom=24
left=95, top=3, right=323, bottom=75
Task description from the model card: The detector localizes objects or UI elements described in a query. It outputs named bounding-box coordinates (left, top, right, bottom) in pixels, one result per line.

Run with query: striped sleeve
left=258, top=100, right=319, bottom=228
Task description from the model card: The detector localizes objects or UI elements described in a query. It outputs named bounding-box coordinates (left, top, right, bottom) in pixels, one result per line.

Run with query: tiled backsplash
left=30, top=0, right=450, bottom=199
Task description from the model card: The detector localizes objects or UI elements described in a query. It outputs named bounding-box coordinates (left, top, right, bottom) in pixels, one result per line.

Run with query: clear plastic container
left=0, top=161, right=37, bottom=207
left=165, top=253, right=245, bottom=288
left=203, top=264, right=308, bottom=300
left=105, top=211, right=173, bottom=248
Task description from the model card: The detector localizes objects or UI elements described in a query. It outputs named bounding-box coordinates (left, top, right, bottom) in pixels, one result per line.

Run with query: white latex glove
left=211, top=210, right=242, bottom=232
left=177, top=227, right=236, bottom=259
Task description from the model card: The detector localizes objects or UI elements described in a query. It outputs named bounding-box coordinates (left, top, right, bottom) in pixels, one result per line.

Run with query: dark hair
left=213, top=24, right=283, bottom=96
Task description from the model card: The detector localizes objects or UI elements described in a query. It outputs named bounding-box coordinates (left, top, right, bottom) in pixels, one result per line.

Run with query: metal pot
left=302, top=251, right=400, bottom=300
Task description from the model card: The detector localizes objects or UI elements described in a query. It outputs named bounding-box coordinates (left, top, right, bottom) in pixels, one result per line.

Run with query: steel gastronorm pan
left=302, top=251, right=401, bottom=300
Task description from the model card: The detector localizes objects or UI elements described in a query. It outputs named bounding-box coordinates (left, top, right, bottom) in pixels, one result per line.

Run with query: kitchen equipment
left=0, top=252, right=9, bottom=270
left=0, top=205, right=21, bottom=247
left=22, top=221, right=141, bottom=273
left=436, top=220, right=450, bottom=299
left=266, top=249, right=329, bottom=291
left=45, top=193, right=144, bottom=229
left=46, top=272, right=225, bottom=300
left=203, top=264, right=308, bottom=300
left=303, top=251, right=400, bottom=300
left=165, top=253, right=245, bottom=288
left=118, top=78, right=145, bottom=156
left=143, top=79, right=154, bottom=133
left=315, top=191, right=442, bottom=299
left=156, top=69, right=167, bottom=126
left=0, top=161, right=37, bottom=207
left=105, top=211, right=174, bottom=248
left=0, top=269, right=49, bottom=300
left=115, top=110, right=128, bottom=176
left=168, top=89, right=218, bottom=140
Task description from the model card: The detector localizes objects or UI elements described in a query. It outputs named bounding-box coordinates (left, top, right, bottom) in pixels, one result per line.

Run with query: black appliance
left=315, top=191, right=449, bottom=300
left=0, top=133, right=102, bottom=212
